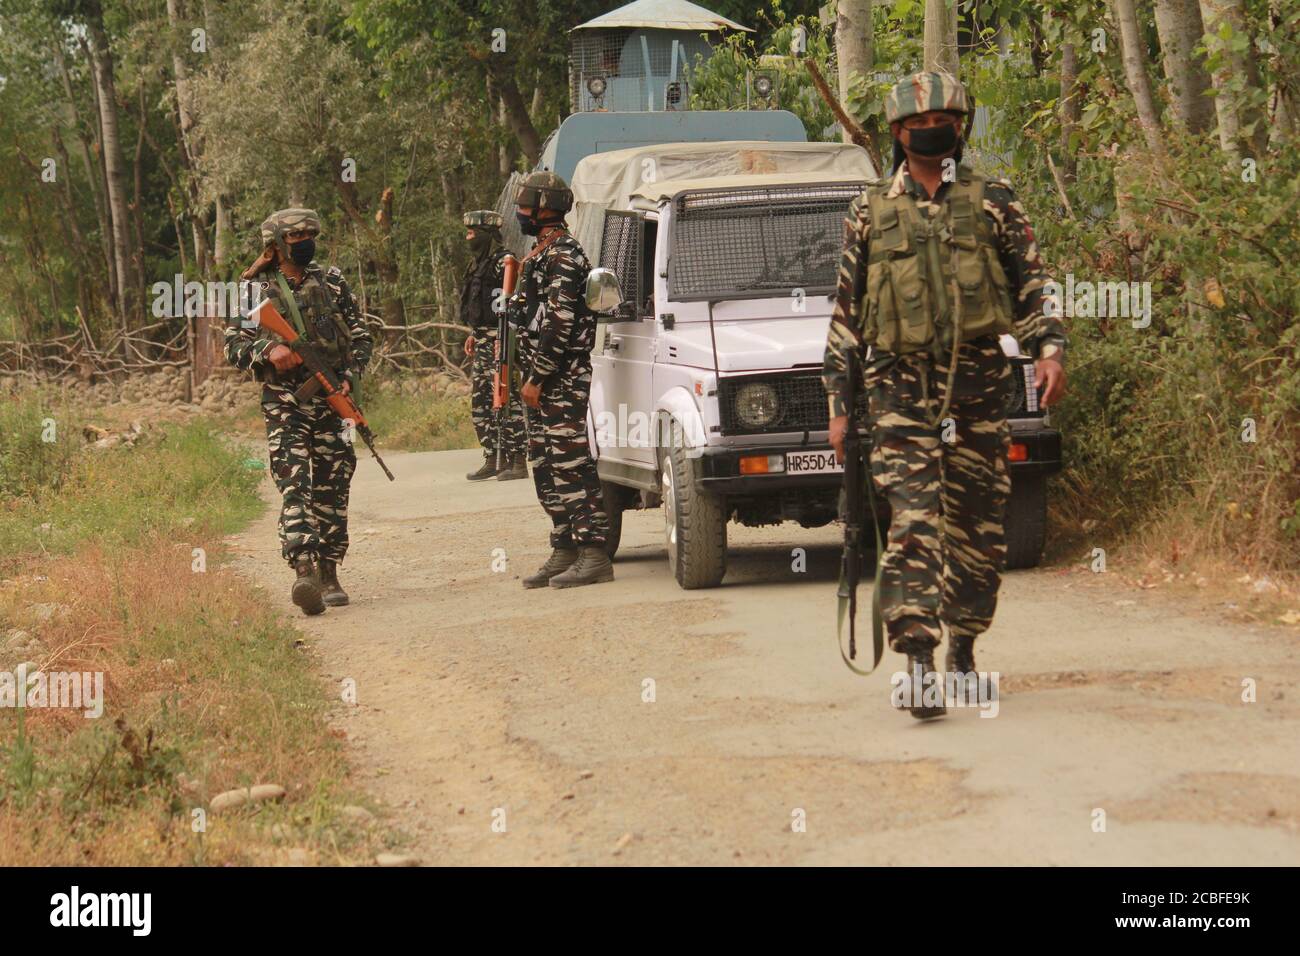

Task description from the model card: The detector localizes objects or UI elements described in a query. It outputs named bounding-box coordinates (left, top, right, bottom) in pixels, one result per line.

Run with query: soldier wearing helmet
left=822, top=72, right=1068, bottom=718
left=227, top=207, right=373, bottom=616
left=461, top=209, right=527, bottom=481
left=509, top=170, right=613, bottom=589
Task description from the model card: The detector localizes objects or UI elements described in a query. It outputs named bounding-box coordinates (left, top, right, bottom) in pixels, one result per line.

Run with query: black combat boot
left=466, top=456, right=498, bottom=481
left=291, top=556, right=325, bottom=616
left=318, top=558, right=349, bottom=607
left=549, top=546, right=614, bottom=589
left=522, top=548, right=579, bottom=589
left=946, top=633, right=976, bottom=677
left=901, top=642, right=947, bottom=721
left=496, top=456, right=528, bottom=481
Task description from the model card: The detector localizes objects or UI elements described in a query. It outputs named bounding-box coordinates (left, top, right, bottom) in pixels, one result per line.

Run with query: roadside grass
left=362, top=373, right=478, bottom=452
left=0, top=392, right=393, bottom=865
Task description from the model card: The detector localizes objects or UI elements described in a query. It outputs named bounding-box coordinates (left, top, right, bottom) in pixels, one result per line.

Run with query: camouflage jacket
left=459, top=246, right=508, bottom=336
left=514, top=228, right=594, bottom=384
left=225, top=262, right=373, bottom=389
left=822, top=162, right=1067, bottom=419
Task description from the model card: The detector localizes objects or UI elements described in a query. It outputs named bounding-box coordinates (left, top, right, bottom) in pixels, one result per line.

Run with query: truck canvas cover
left=569, top=140, right=876, bottom=260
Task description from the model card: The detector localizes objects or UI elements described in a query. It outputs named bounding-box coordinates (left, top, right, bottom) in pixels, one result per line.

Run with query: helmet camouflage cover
left=260, top=207, right=321, bottom=257
left=515, top=170, right=573, bottom=214
left=463, top=209, right=503, bottom=229
left=885, top=72, right=972, bottom=124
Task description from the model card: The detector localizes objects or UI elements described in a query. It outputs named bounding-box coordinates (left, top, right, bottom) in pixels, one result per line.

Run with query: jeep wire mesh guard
left=669, top=183, right=864, bottom=302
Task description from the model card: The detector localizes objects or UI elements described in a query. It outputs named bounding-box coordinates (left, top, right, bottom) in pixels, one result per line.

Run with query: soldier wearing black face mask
left=227, top=207, right=372, bottom=616
left=823, top=73, right=1068, bottom=719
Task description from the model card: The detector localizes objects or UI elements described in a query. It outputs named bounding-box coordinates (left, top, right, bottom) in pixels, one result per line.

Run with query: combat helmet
left=884, top=72, right=972, bottom=124
left=463, top=209, right=503, bottom=231
left=261, top=207, right=321, bottom=260
left=515, top=170, right=573, bottom=214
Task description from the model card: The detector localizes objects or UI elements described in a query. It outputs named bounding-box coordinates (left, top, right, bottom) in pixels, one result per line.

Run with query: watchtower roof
left=571, top=0, right=752, bottom=33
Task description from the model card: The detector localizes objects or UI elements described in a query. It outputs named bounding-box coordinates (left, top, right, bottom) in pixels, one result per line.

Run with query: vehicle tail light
left=1008, top=442, right=1028, bottom=462
left=739, top=455, right=785, bottom=475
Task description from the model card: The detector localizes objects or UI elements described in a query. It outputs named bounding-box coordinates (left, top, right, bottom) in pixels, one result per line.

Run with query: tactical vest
left=858, top=170, right=1014, bottom=356
left=254, top=267, right=353, bottom=382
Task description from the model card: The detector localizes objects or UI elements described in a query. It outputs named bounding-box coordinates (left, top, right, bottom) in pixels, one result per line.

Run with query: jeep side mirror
left=584, top=267, right=625, bottom=314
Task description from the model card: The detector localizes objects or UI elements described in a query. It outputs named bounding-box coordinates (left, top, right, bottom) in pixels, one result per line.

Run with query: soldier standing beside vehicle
left=823, top=73, right=1067, bottom=719
left=461, top=210, right=527, bottom=481
left=510, top=171, right=613, bottom=589
left=227, top=208, right=373, bottom=616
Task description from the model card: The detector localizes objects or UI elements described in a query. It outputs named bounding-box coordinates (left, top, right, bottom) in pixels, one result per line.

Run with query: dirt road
left=230, top=449, right=1300, bottom=865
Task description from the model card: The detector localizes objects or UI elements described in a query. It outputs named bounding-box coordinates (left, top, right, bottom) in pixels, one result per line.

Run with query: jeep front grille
left=719, top=372, right=830, bottom=435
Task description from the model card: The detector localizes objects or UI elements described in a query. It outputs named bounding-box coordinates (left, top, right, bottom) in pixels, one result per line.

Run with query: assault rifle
left=492, top=254, right=520, bottom=471
left=836, top=347, right=884, bottom=675
left=249, top=298, right=396, bottom=482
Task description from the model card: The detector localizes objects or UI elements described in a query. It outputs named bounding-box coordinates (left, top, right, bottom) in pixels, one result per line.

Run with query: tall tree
left=1112, top=0, right=1168, bottom=157
left=81, top=0, right=136, bottom=328
left=835, top=0, right=873, bottom=146
left=1153, top=0, right=1214, bottom=134
left=923, top=0, right=958, bottom=76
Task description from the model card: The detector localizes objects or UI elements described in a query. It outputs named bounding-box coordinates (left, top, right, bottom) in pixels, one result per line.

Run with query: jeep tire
left=660, top=422, right=727, bottom=589
left=1004, top=472, right=1047, bottom=570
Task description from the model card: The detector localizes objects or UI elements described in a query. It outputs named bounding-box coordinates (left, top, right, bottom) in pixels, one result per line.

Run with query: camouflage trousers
left=866, top=338, right=1012, bottom=652
left=527, top=368, right=609, bottom=548
left=470, top=333, right=527, bottom=460
left=263, top=383, right=356, bottom=566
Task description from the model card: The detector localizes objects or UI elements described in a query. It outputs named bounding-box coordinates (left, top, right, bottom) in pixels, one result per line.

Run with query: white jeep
left=571, top=141, right=1060, bottom=588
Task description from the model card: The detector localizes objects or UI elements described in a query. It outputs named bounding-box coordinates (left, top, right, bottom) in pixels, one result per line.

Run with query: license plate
left=785, top=450, right=843, bottom=475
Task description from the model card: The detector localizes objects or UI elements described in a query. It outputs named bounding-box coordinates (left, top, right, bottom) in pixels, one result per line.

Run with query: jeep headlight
left=735, top=382, right=779, bottom=428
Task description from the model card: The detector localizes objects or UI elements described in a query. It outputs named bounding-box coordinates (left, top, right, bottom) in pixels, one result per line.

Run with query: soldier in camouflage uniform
left=822, top=73, right=1067, bottom=718
left=461, top=210, right=527, bottom=481
left=509, top=171, right=613, bottom=589
left=227, top=208, right=373, bottom=616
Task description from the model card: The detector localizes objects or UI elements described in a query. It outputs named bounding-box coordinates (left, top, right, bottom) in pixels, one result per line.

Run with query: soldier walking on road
left=461, top=210, right=528, bottom=481
left=823, top=74, right=1068, bottom=718
left=509, top=171, right=613, bottom=589
left=227, top=208, right=373, bottom=616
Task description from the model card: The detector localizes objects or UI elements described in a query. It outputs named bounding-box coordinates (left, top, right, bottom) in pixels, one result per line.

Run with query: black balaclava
left=289, top=238, right=316, bottom=266
left=468, top=230, right=495, bottom=255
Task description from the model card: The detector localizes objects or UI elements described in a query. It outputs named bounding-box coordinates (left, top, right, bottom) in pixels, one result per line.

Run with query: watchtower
left=569, top=0, right=752, bottom=113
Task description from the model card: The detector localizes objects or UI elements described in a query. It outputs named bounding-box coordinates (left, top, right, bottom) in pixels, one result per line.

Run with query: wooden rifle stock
left=492, top=254, right=520, bottom=411
left=248, top=298, right=395, bottom=481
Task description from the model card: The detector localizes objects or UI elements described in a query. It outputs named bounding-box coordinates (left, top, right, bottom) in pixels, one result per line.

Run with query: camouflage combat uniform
left=822, top=154, right=1066, bottom=655
left=515, top=227, right=609, bottom=549
left=461, top=243, right=526, bottom=460
left=226, top=262, right=373, bottom=567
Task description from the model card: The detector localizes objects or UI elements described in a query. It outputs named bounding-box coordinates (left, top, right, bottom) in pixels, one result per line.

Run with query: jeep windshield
left=667, top=182, right=864, bottom=302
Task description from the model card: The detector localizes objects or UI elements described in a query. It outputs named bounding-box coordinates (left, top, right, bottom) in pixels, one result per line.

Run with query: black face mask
left=515, top=211, right=541, bottom=236
left=905, top=124, right=959, bottom=157
left=288, top=238, right=316, bottom=266
left=469, top=232, right=493, bottom=255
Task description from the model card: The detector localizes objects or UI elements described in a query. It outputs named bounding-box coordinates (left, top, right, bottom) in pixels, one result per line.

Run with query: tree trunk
left=214, top=195, right=232, bottom=274
left=835, top=0, right=873, bottom=145
left=86, top=14, right=135, bottom=330
left=486, top=60, right=543, bottom=164
left=1059, top=41, right=1081, bottom=182
left=923, top=0, right=959, bottom=76
left=1153, top=0, right=1214, bottom=134
left=1112, top=0, right=1168, bottom=157
left=1199, top=0, right=1267, bottom=157
left=52, top=38, right=113, bottom=311
left=329, top=148, right=406, bottom=326
left=1271, top=0, right=1299, bottom=138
